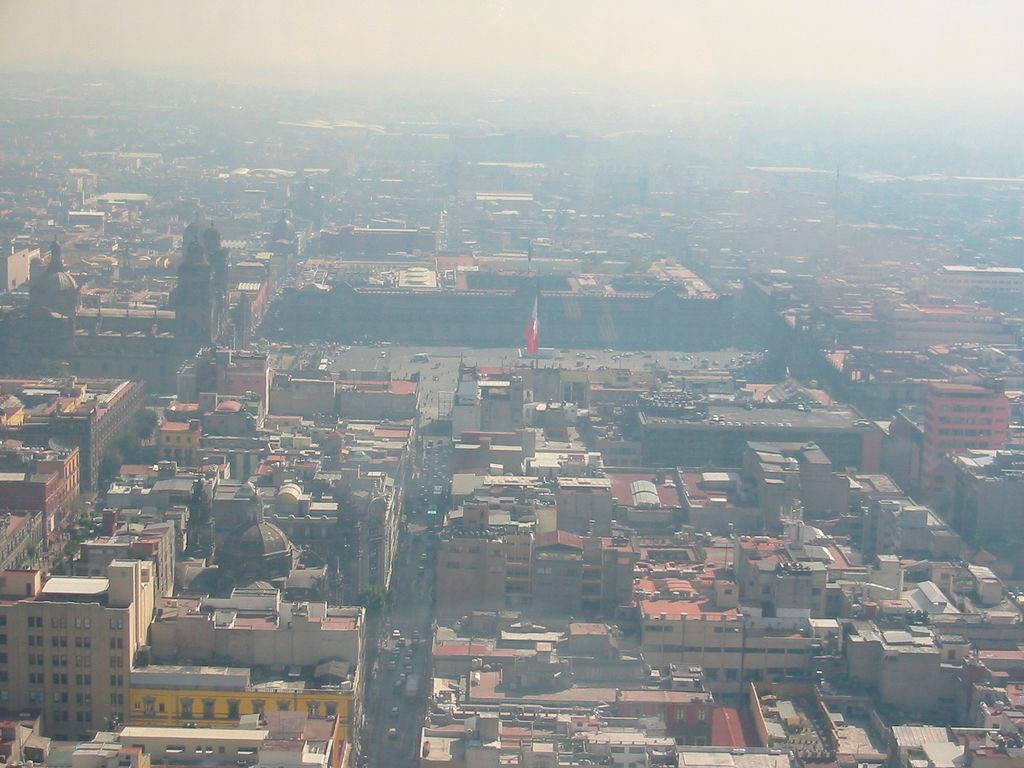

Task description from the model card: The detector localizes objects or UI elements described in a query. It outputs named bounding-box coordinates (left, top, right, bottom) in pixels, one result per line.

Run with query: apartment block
left=640, top=599, right=818, bottom=695
left=0, top=560, right=155, bottom=739
left=921, top=382, right=1009, bottom=498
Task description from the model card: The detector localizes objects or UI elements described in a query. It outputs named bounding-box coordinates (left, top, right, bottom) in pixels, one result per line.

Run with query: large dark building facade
left=267, top=280, right=733, bottom=350
left=0, top=223, right=227, bottom=393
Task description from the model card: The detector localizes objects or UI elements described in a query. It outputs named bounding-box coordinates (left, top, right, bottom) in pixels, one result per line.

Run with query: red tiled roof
left=711, top=707, right=747, bottom=747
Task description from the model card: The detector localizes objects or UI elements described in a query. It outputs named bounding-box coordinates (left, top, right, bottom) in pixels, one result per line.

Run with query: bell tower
left=171, top=221, right=215, bottom=349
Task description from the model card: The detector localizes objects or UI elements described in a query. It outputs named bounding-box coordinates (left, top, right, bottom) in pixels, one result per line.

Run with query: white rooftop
left=40, top=577, right=108, bottom=597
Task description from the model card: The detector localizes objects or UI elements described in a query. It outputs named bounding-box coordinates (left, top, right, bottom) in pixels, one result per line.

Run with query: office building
left=0, top=560, right=156, bottom=739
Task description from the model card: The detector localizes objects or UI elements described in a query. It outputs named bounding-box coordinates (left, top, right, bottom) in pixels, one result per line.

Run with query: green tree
left=357, top=585, right=390, bottom=615
left=134, top=409, right=158, bottom=441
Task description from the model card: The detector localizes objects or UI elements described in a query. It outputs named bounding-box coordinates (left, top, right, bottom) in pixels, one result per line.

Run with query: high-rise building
left=921, top=382, right=1010, bottom=497
left=0, top=246, right=36, bottom=292
left=0, top=560, right=156, bottom=739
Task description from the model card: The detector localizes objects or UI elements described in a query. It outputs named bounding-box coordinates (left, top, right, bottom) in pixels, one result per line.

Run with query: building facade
left=0, top=561, right=155, bottom=739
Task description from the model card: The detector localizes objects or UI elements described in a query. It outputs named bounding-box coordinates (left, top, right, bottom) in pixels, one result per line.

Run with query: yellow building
left=0, top=397, right=24, bottom=426
left=157, top=420, right=201, bottom=466
left=128, top=665, right=355, bottom=739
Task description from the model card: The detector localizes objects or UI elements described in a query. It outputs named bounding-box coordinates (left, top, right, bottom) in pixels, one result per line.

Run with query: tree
left=134, top=409, right=158, bottom=441
left=357, top=585, right=389, bottom=616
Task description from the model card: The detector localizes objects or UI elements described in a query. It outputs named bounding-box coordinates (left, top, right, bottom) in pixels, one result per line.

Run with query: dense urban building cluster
left=0, top=75, right=1024, bottom=768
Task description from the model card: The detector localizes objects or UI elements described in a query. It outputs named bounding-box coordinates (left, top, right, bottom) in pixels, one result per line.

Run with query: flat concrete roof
left=119, top=726, right=269, bottom=741
left=40, top=577, right=108, bottom=597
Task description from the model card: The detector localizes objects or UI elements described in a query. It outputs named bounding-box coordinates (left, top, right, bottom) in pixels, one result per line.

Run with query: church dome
left=30, top=240, right=78, bottom=315
left=34, top=269, right=78, bottom=294
left=237, top=521, right=292, bottom=558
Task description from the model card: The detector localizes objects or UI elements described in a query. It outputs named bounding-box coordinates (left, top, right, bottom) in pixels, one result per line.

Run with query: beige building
left=150, top=587, right=363, bottom=669
left=845, top=622, right=968, bottom=720
left=1, top=246, right=36, bottom=292
left=734, top=538, right=828, bottom=617
left=640, top=599, right=818, bottom=694
left=0, top=560, right=156, bottom=739
left=435, top=525, right=534, bottom=619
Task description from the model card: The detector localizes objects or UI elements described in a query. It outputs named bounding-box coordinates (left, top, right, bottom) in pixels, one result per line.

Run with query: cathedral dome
left=30, top=240, right=78, bottom=315
left=237, top=520, right=291, bottom=557
left=34, top=269, right=78, bottom=294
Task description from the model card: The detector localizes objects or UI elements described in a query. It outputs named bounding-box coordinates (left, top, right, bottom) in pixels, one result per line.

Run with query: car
left=391, top=706, right=400, bottom=717
left=388, top=727, right=398, bottom=739
left=392, top=629, right=401, bottom=639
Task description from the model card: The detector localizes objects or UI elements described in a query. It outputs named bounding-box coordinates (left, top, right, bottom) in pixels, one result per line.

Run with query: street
left=359, top=517, right=436, bottom=767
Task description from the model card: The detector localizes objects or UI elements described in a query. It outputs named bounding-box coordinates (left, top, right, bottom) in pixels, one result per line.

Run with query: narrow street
left=359, top=520, right=436, bottom=768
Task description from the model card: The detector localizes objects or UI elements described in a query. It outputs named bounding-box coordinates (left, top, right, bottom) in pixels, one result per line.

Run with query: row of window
left=1, top=616, right=124, bottom=630
left=646, top=642, right=811, bottom=655
left=142, top=698, right=338, bottom=719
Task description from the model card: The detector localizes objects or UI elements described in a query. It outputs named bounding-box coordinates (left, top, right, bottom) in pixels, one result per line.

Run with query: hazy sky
left=2, top=0, right=1022, bottom=104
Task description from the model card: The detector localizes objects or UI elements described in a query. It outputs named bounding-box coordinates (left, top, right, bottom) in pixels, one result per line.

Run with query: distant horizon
left=3, top=0, right=1024, bottom=110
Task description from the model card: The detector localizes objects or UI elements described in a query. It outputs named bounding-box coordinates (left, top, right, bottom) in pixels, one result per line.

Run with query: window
left=202, top=700, right=215, bottom=720
left=75, top=637, right=91, bottom=649
left=109, top=638, right=124, bottom=649
left=110, top=675, right=124, bottom=687
left=180, top=700, right=193, bottom=719
left=227, top=700, right=240, bottom=720
left=144, top=698, right=155, bottom=716
left=51, top=636, right=67, bottom=648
